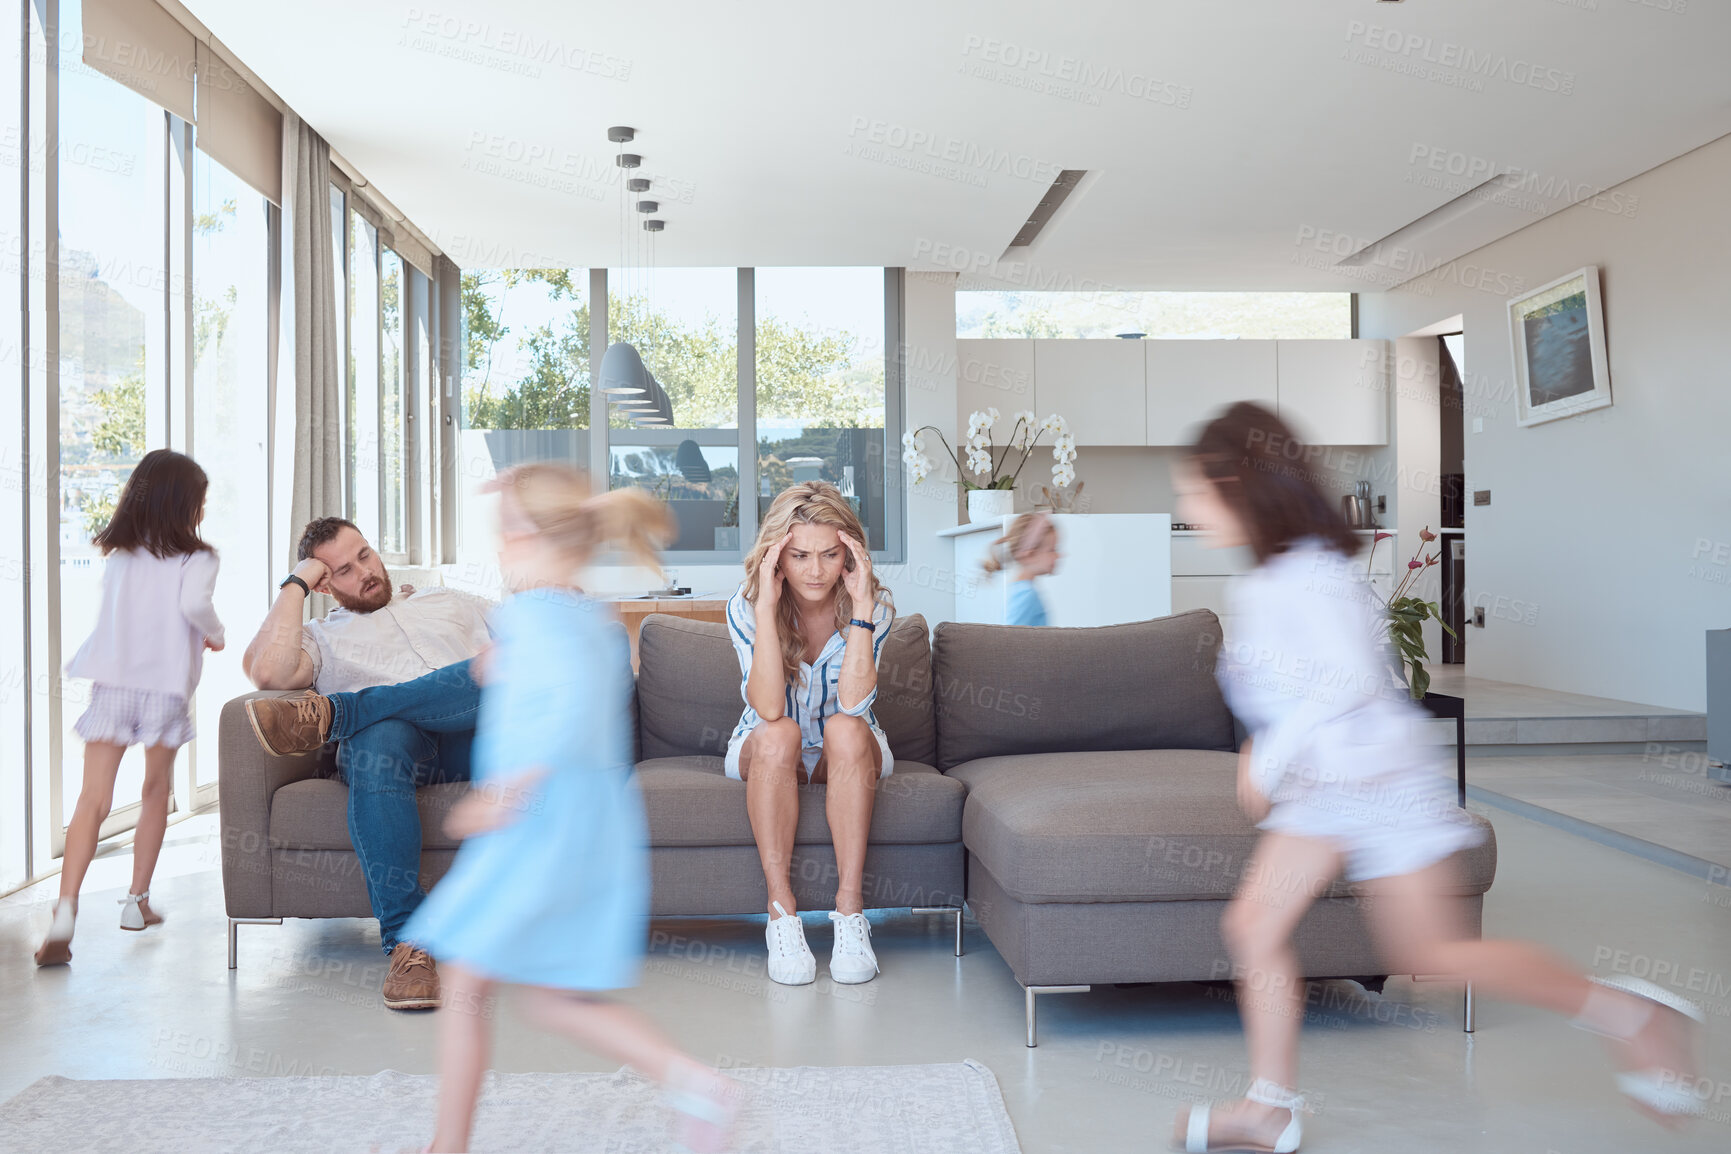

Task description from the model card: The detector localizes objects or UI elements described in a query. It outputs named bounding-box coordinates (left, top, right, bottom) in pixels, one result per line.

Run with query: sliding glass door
left=188, top=150, right=271, bottom=806
left=54, top=0, right=169, bottom=844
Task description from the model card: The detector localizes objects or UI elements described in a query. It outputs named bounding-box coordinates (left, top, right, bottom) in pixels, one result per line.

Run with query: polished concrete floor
left=1415, top=665, right=1730, bottom=873
left=1424, top=665, right=1703, bottom=725
left=3, top=804, right=1729, bottom=1153
left=1466, top=752, right=1731, bottom=872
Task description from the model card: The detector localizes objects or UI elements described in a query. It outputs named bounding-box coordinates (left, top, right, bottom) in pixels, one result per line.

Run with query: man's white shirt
left=301, top=587, right=492, bottom=694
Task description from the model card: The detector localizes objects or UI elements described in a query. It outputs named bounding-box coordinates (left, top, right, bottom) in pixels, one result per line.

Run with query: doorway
left=1438, top=332, right=1466, bottom=663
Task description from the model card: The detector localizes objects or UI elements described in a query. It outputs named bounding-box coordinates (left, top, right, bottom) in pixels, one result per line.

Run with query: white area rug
left=0, top=1060, right=1021, bottom=1153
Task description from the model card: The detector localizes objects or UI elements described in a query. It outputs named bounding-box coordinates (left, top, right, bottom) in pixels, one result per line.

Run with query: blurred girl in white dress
left=1169, top=403, right=1701, bottom=1153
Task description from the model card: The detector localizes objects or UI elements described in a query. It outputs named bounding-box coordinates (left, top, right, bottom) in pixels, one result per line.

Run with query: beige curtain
left=282, top=114, right=342, bottom=617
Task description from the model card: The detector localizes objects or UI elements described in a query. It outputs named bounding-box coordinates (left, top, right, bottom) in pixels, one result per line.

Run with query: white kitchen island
left=938, top=513, right=1172, bottom=626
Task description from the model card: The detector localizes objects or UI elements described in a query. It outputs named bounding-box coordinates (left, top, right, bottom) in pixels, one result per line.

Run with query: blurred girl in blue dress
left=982, top=512, right=1061, bottom=626
left=407, top=465, right=735, bottom=1154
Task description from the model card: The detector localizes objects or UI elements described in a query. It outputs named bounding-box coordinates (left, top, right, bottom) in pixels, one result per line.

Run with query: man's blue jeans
left=327, top=660, right=479, bottom=954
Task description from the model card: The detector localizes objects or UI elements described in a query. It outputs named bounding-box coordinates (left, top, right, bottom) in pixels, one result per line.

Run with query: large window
left=956, top=290, right=1352, bottom=340
left=329, top=184, right=347, bottom=503
left=189, top=150, right=269, bottom=804
left=348, top=213, right=381, bottom=536
left=3, top=2, right=446, bottom=893
left=55, top=0, right=166, bottom=838
left=457, top=268, right=901, bottom=564
left=455, top=270, right=592, bottom=565
left=380, top=249, right=407, bottom=556
left=607, top=268, right=740, bottom=554
left=755, top=268, right=889, bottom=551
left=0, top=0, right=27, bottom=893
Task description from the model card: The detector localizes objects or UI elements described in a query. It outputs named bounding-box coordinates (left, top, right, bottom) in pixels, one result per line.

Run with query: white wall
left=1359, top=132, right=1731, bottom=711
left=877, top=271, right=961, bottom=627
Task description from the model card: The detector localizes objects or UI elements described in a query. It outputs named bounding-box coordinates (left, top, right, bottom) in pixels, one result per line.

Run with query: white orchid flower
left=967, top=448, right=992, bottom=475
left=1041, top=413, right=1068, bottom=435
left=1053, top=431, right=1075, bottom=453
left=985, top=406, right=1001, bottom=424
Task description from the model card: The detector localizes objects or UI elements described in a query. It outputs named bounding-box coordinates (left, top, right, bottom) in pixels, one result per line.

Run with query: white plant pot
left=966, top=488, right=1015, bottom=523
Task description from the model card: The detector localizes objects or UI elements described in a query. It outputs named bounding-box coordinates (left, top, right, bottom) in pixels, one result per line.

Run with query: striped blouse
left=724, top=584, right=895, bottom=750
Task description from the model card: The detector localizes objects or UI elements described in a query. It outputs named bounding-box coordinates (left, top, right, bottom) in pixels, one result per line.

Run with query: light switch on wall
left=1472, top=417, right=1484, bottom=434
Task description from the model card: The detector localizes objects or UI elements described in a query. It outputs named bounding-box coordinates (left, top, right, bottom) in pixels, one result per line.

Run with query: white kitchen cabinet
left=1275, top=339, right=1389, bottom=445
left=1145, top=340, right=1278, bottom=446
left=1032, top=339, right=1147, bottom=446
left=956, top=340, right=1035, bottom=429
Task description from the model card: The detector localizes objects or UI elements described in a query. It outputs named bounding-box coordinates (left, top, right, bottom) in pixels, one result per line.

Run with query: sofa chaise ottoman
left=929, top=611, right=1499, bottom=1045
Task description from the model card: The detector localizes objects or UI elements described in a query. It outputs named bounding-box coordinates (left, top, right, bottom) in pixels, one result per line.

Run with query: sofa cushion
left=951, top=750, right=1498, bottom=903
left=635, top=612, right=936, bottom=765
left=269, top=779, right=470, bottom=851
left=637, top=756, right=963, bottom=847
left=930, top=611, right=1236, bottom=770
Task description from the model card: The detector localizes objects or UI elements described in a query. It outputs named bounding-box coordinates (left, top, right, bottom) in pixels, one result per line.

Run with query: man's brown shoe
left=382, top=943, right=441, bottom=1010
left=245, top=692, right=333, bottom=756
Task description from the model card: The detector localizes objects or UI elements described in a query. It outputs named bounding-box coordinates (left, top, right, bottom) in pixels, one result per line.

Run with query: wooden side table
left=605, top=594, right=729, bottom=671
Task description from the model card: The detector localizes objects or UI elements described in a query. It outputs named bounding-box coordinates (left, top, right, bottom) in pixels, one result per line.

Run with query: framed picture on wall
left=1508, top=265, right=1612, bottom=427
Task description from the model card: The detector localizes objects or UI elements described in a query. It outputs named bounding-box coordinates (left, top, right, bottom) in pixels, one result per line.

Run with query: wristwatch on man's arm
left=280, top=574, right=311, bottom=597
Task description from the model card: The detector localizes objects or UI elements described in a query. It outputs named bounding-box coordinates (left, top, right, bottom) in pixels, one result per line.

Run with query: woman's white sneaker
left=765, top=902, right=816, bottom=985
left=828, top=911, right=879, bottom=985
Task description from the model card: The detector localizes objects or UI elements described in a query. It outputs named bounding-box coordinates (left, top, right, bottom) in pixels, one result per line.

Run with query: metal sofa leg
left=1024, top=984, right=1092, bottom=1047
left=1463, top=981, right=1475, bottom=1033
left=228, top=917, right=283, bottom=970
left=912, top=905, right=965, bottom=957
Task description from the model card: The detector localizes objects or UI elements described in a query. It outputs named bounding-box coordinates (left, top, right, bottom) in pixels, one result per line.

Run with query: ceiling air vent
left=1334, top=173, right=1506, bottom=271
left=1005, top=169, right=1086, bottom=253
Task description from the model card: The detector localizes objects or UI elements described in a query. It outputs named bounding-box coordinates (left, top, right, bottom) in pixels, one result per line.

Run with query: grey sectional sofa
left=219, top=607, right=1496, bottom=1045
left=930, top=614, right=1498, bottom=1043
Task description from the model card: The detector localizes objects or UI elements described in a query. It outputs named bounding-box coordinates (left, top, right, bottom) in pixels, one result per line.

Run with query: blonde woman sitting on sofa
left=723, top=482, right=895, bottom=987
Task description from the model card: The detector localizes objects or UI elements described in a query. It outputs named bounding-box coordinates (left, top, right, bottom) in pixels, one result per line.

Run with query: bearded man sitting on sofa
left=242, top=516, right=490, bottom=1011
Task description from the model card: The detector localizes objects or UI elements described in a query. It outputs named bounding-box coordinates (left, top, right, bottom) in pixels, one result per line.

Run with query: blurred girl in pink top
left=36, top=449, right=224, bottom=966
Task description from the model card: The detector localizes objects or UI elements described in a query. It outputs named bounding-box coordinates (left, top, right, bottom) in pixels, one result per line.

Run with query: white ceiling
left=184, top=0, right=1731, bottom=290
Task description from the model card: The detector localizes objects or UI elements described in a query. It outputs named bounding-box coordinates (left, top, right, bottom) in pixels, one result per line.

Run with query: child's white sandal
left=1572, top=975, right=1705, bottom=1120
left=1181, top=1078, right=1307, bottom=1153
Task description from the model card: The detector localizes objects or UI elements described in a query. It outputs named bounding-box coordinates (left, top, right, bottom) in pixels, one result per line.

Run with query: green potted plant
left=1367, top=527, right=1457, bottom=700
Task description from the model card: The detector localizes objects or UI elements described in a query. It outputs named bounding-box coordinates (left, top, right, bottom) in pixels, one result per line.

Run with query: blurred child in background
left=37, top=449, right=223, bottom=966
left=981, top=512, right=1060, bottom=627
left=1169, top=403, right=1700, bottom=1152
left=405, top=464, right=735, bottom=1154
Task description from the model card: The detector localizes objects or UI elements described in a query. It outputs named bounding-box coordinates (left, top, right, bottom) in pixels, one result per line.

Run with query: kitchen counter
left=1170, top=528, right=1395, bottom=537
left=946, top=513, right=1172, bottom=627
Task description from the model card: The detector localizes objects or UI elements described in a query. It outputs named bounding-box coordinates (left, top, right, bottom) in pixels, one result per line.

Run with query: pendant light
left=605, top=126, right=674, bottom=428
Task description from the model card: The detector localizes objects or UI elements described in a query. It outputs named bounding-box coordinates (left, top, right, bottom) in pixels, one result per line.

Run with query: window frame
left=592, top=266, right=906, bottom=567
left=328, top=169, right=431, bottom=567
left=378, top=243, right=408, bottom=562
